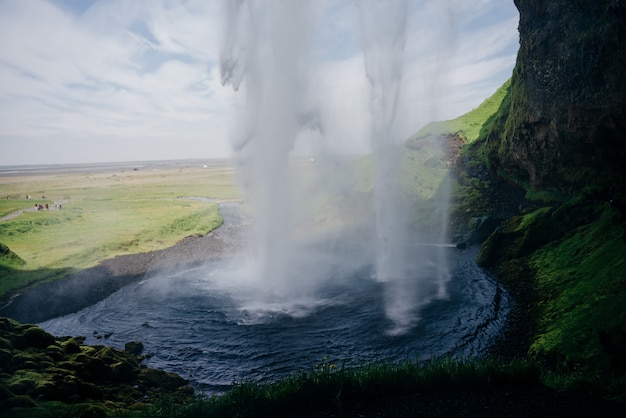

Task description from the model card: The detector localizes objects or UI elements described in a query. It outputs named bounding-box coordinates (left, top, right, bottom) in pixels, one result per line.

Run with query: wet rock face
left=489, top=0, right=626, bottom=192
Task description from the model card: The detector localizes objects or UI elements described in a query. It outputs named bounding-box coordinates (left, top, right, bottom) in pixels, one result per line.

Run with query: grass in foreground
left=91, top=358, right=539, bottom=418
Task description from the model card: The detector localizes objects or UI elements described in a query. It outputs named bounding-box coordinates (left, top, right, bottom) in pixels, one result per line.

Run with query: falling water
left=356, top=0, right=414, bottom=333
left=221, top=0, right=451, bottom=331
left=15, top=3, right=513, bottom=397
left=221, top=1, right=321, bottom=297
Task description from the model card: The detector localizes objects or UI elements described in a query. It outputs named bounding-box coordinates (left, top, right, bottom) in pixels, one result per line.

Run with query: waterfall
left=220, top=0, right=451, bottom=332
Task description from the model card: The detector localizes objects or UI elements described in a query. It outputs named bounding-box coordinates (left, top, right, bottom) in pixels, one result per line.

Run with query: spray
left=221, top=1, right=451, bottom=331
left=356, top=0, right=417, bottom=332
left=356, top=0, right=454, bottom=333
left=220, top=1, right=321, bottom=297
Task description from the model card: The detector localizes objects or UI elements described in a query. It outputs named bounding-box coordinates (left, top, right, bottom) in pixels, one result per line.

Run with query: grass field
left=0, top=160, right=240, bottom=299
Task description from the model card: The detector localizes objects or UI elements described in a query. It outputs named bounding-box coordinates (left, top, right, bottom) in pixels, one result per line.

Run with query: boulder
left=455, top=215, right=502, bottom=248
left=16, top=325, right=56, bottom=349
left=124, top=341, right=144, bottom=356
left=0, top=317, right=194, bottom=413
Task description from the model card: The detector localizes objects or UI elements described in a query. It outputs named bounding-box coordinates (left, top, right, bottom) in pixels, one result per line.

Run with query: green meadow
left=0, top=162, right=240, bottom=300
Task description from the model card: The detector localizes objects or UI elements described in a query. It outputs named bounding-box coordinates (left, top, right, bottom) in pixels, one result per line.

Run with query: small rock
left=125, top=341, right=144, bottom=356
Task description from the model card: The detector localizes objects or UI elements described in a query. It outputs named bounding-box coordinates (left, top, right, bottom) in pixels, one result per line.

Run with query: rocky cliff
left=485, top=0, right=626, bottom=194
left=466, top=0, right=626, bottom=395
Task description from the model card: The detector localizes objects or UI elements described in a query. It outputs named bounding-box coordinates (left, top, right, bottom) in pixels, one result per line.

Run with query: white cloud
left=0, top=0, right=519, bottom=165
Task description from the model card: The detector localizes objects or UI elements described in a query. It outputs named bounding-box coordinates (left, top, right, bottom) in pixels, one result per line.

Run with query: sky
left=0, top=0, right=520, bottom=166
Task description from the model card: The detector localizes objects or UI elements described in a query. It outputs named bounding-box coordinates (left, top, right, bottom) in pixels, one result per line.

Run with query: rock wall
left=486, top=0, right=626, bottom=193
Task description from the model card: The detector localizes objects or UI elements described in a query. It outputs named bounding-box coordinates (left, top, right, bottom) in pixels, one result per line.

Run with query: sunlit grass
left=0, top=162, right=240, bottom=299
left=408, top=79, right=510, bottom=145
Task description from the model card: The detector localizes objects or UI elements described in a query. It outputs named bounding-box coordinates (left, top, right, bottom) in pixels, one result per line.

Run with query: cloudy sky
left=0, top=0, right=519, bottom=166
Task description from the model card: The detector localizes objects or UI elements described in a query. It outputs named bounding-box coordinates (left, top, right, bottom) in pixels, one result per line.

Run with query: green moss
left=18, top=325, right=56, bottom=349
left=60, top=337, right=83, bottom=354
left=477, top=60, right=538, bottom=195
left=0, top=317, right=195, bottom=415
left=7, top=370, right=49, bottom=395
left=529, top=204, right=626, bottom=373
left=501, top=59, right=528, bottom=153
left=477, top=196, right=626, bottom=384
left=0, top=336, right=13, bottom=349
left=140, top=368, right=188, bottom=391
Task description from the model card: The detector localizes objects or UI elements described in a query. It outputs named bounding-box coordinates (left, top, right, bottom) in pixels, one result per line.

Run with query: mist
left=220, top=0, right=454, bottom=333
left=16, top=2, right=515, bottom=396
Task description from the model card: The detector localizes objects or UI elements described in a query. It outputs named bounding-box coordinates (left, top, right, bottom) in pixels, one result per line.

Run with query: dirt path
left=0, top=206, right=38, bottom=221
left=0, top=200, right=66, bottom=222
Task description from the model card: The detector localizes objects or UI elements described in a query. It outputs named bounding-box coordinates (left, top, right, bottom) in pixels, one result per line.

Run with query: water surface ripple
left=39, top=245, right=509, bottom=395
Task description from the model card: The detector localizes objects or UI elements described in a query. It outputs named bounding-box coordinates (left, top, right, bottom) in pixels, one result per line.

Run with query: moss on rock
left=0, top=317, right=195, bottom=414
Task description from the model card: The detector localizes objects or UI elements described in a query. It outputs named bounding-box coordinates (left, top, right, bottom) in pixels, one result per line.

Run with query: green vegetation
left=10, top=355, right=537, bottom=418
left=2, top=317, right=544, bottom=418
left=400, top=148, right=449, bottom=200
left=0, top=242, right=25, bottom=268
left=311, top=83, right=511, bottom=230
left=400, top=79, right=513, bottom=230
left=134, top=358, right=537, bottom=418
left=0, top=317, right=194, bottom=417
left=400, top=75, right=626, bottom=399
left=495, top=60, right=528, bottom=157
left=529, top=203, right=626, bottom=376
left=477, top=199, right=626, bottom=398
left=407, top=79, right=511, bottom=145
left=0, top=163, right=239, bottom=300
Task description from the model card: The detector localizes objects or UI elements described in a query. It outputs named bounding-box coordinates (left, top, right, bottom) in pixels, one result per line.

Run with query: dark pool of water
left=39, top=245, right=508, bottom=395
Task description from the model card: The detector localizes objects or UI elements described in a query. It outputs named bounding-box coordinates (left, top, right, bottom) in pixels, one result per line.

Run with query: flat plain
left=0, top=159, right=240, bottom=299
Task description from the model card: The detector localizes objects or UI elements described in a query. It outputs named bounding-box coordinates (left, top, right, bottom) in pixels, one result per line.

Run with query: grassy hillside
left=407, top=79, right=511, bottom=146
left=346, top=83, right=511, bottom=233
